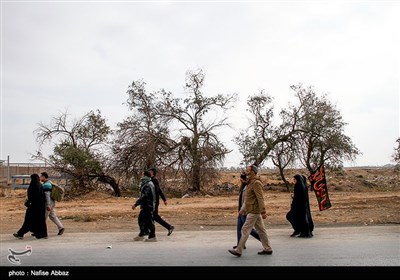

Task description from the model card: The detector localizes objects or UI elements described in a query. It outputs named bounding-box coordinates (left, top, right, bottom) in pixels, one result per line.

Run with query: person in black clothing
left=13, top=173, right=47, bottom=239
left=132, top=170, right=157, bottom=242
left=148, top=167, right=174, bottom=236
left=233, top=171, right=260, bottom=249
left=286, top=174, right=314, bottom=238
left=302, top=175, right=314, bottom=236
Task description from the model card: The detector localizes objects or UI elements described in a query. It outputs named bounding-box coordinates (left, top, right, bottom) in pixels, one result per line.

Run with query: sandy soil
left=1, top=187, right=399, bottom=235
left=1, top=167, right=399, bottom=235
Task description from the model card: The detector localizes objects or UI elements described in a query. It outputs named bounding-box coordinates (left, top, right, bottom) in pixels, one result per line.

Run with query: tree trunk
left=279, top=167, right=290, bottom=192
left=190, top=136, right=201, bottom=192
left=98, top=175, right=121, bottom=197
left=191, top=163, right=201, bottom=192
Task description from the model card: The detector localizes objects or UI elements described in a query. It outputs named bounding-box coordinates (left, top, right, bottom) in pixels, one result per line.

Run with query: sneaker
left=58, top=228, right=65, bottom=235
left=133, top=235, right=145, bottom=241
left=13, top=233, right=23, bottom=239
left=145, top=237, right=157, bottom=242
left=167, top=226, right=174, bottom=236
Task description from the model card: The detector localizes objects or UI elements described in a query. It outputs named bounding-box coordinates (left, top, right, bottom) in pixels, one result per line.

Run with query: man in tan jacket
left=228, top=164, right=273, bottom=257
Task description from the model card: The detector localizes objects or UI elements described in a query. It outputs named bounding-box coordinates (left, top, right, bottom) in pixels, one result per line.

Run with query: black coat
left=286, top=174, right=314, bottom=235
left=151, top=177, right=167, bottom=209
left=18, top=174, right=47, bottom=237
left=135, top=177, right=155, bottom=211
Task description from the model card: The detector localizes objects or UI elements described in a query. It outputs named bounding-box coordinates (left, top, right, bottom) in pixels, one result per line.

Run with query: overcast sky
left=1, top=0, right=399, bottom=168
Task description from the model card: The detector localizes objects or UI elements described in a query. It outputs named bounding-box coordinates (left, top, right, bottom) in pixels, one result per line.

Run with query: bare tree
left=34, top=110, right=121, bottom=196
left=157, top=69, right=237, bottom=191
left=393, top=138, right=400, bottom=164
left=111, top=80, right=178, bottom=181
left=113, top=69, right=237, bottom=192
left=236, top=84, right=360, bottom=178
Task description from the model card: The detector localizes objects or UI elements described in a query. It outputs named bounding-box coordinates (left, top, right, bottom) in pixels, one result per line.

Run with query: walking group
left=131, top=167, right=174, bottom=242
left=13, top=165, right=313, bottom=256
left=13, top=172, right=65, bottom=240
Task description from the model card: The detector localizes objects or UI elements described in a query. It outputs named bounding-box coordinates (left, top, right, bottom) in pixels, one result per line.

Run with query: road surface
left=1, top=225, right=399, bottom=277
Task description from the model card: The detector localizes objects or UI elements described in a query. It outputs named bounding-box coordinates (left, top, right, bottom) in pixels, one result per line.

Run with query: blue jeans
left=237, top=215, right=260, bottom=245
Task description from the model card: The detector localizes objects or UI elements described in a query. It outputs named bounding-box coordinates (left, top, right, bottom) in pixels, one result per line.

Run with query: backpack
left=51, top=182, right=65, bottom=202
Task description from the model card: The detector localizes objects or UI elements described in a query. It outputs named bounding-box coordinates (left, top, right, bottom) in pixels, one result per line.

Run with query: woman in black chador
left=286, top=174, right=314, bottom=238
left=13, top=173, right=47, bottom=239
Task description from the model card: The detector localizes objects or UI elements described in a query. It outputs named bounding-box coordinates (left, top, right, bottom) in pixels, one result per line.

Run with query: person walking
left=148, top=167, right=174, bottom=236
left=40, top=172, right=65, bottom=236
left=302, top=174, right=314, bottom=236
left=132, top=170, right=157, bottom=242
left=13, top=173, right=48, bottom=239
left=286, top=174, right=314, bottom=238
left=228, top=164, right=273, bottom=257
left=233, top=171, right=260, bottom=249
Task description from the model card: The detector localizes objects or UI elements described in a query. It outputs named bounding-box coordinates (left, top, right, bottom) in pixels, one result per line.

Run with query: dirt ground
left=1, top=168, right=399, bottom=235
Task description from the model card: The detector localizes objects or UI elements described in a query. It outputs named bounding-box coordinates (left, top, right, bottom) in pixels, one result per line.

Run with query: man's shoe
left=167, top=226, right=174, bottom=236
left=145, top=237, right=157, bottom=242
left=233, top=245, right=246, bottom=249
left=58, top=228, right=65, bottom=235
left=133, top=235, right=145, bottom=241
left=13, top=233, right=23, bottom=239
left=228, top=249, right=241, bottom=257
left=257, top=250, right=273, bottom=255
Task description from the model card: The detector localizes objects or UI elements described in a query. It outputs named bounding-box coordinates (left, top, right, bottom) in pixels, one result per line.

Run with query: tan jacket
left=244, top=176, right=266, bottom=214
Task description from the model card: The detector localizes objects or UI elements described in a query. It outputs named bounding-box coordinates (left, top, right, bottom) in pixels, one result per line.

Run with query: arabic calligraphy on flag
left=308, top=164, right=332, bottom=211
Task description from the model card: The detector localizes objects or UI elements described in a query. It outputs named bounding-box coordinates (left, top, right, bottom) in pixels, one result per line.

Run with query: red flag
left=308, top=164, right=332, bottom=211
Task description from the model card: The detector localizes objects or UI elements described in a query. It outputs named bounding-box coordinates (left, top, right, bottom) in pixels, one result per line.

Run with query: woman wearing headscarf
left=13, top=173, right=48, bottom=239
left=286, top=174, right=314, bottom=238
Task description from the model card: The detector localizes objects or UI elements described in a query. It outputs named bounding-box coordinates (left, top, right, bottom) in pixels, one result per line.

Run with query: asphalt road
left=1, top=225, right=399, bottom=277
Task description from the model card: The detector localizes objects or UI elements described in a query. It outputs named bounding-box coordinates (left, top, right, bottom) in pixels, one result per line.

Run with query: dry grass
left=1, top=167, right=399, bottom=234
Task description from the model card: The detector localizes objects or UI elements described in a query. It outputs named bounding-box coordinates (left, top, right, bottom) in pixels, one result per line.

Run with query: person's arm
left=25, top=185, right=33, bottom=207
left=238, top=186, right=247, bottom=215
left=292, top=182, right=304, bottom=208
left=156, top=179, right=168, bottom=205
left=27, top=184, right=33, bottom=203
left=44, top=191, right=51, bottom=211
left=254, top=181, right=267, bottom=218
left=154, top=178, right=167, bottom=203
left=42, top=181, right=53, bottom=207
left=239, top=203, right=246, bottom=215
left=159, top=186, right=167, bottom=205
left=133, top=184, right=153, bottom=208
left=133, top=189, right=145, bottom=208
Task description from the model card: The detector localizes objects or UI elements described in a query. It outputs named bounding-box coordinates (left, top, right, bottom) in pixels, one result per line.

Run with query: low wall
left=11, top=175, right=69, bottom=190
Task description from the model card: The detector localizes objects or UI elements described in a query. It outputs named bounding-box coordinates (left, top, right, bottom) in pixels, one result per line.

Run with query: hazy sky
left=1, top=0, right=399, bottom=167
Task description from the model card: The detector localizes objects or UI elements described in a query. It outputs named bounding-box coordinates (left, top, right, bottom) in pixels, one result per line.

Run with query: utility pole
left=7, top=155, right=10, bottom=186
